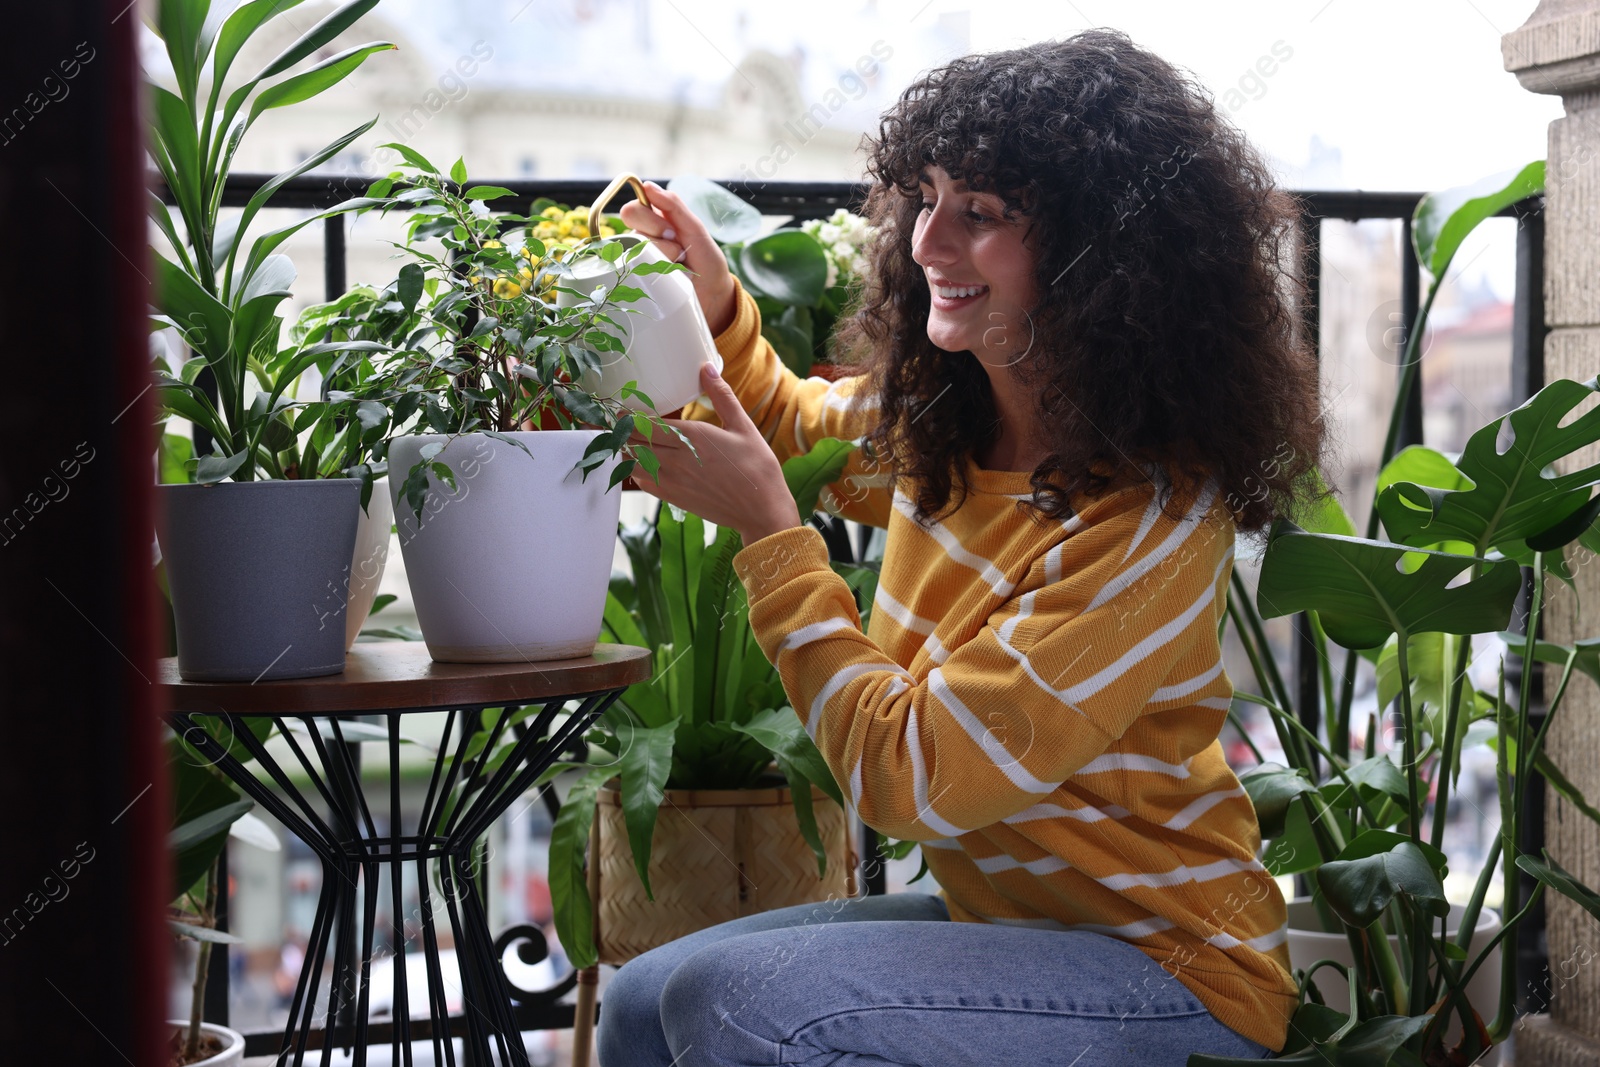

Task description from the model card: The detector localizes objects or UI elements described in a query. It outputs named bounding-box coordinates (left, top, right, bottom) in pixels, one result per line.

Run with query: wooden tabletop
left=158, top=641, right=652, bottom=716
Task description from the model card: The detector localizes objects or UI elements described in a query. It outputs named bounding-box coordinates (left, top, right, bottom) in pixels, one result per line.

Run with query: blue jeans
left=597, top=893, right=1273, bottom=1066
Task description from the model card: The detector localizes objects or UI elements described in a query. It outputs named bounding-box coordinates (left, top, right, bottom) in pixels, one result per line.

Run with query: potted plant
left=338, top=152, right=683, bottom=663
left=1194, top=162, right=1600, bottom=1066
left=146, top=0, right=396, bottom=681
left=499, top=441, right=874, bottom=970
left=167, top=720, right=280, bottom=1066
left=670, top=178, right=875, bottom=379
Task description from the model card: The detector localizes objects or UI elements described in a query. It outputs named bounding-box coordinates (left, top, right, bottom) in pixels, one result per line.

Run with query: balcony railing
left=165, top=175, right=1549, bottom=1055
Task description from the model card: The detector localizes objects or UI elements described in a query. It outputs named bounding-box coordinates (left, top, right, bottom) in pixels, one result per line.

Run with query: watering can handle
left=587, top=173, right=654, bottom=237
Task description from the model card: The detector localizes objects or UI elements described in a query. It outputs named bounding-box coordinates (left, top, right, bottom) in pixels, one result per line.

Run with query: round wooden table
left=160, top=641, right=650, bottom=1067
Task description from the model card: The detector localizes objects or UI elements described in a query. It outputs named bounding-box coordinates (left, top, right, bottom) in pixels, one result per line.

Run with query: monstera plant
left=1194, top=163, right=1600, bottom=1067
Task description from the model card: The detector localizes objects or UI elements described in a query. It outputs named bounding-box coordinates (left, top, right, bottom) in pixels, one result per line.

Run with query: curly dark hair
left=834, top=30, right=1330, bottom=534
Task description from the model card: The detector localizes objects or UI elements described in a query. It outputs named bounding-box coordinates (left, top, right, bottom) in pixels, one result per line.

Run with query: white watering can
left=556, top=174, right=723, bottom=414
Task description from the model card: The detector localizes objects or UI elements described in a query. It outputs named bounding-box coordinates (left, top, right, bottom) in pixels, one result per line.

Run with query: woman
left=602, top=29, right=1327, bottom=1067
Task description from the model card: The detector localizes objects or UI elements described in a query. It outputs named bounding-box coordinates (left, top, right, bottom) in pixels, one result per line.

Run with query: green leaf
left=1413, top=161, right=1543, bottom=280
left=168, top=919, right=245, bottom=945
left=153, top=250, right=233, bottom=363
left=246, top=43, right=397, bottom=127
left=1239, top=762, right=1316, bottom=838
left=763, top=316, right=815, bottom=377
left=252, top=0, right=381, bottom=81
left=171, top=796, right=253, bottom=854
left=740, top=230, right=829, bottom=307
left=1321, top=755, right=1409, bottom=810
left=1261, top=799, right=1328, bottom=876
left=782, top=437, right=855, bottom=517
left=614, top=719, right=679, bottom=897
left=149, top=86, right=203, bottom=235
left=1517, top=850, right=1600, bottom=923
left=397, top=262, right=424, bottom=313
left=379, top=141, right=439, bottom=175
left=465, top=185, right=516, bottom=200
left=547, top=766, right=613, bottom=969
left=195, top=450, right=250, bottom=484
left=1192, top=1009, right=1432, bottom=1067
left=1494, top=632, right=1600, bottom=689
left=691, top=525, right=743, bottom=724
left=160, top=433, right=195, bottom=484
left=1294, top=467, right=1356, bottom=538
left=618, top=519, right=671, bottom=648
left=449, top=157, right=468, bottom=185
left=1256, top=520, right=1520, bottom=650
left=773, top=752, right=828, bottom=876
left=1315, top=830, right=1450, bottom=928
left=155, top=0, right=211, bottom=107
left=667, top=175, right=762, bottom=243
left=211, top=0, right=308, bottom=90
left=1375, top=377, right=1600, bottom=557
left=732, top=707, right=843, bottom=808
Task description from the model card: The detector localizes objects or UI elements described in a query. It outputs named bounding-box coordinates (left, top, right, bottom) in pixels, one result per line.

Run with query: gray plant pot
left=159, top=480, right=361, bottom=682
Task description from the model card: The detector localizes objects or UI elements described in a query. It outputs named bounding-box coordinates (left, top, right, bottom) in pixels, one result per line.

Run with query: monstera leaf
left=1256, top=521, right=1520, bottom=650
left=1375, top=377, right=1600, bottom=560
left=1317, top=830, right=1450, bottom=928
left=1413, top=162, right=1543, bottom=280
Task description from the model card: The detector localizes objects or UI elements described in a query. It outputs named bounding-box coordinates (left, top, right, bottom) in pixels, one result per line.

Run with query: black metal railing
left=168, top=175, right=1549, bottom=1048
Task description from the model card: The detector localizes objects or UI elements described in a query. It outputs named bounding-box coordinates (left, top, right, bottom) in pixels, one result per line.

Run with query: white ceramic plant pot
left=388, top=431, right=622, bottom=663
left=166, top=1020, right=245, bottom=1066
left=1286, top=898, right=1502, bottom=1064
left=558, top=235, right=723, bottom=414
left=344, top=477, right=393, bottom=651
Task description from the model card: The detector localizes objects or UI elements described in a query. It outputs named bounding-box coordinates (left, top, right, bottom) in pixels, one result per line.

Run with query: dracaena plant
left=146, top=0, right=396, bottom=484
left=325, top=151, right=686, bottom=518
left=1194, top=163, right=1600, bottom=1067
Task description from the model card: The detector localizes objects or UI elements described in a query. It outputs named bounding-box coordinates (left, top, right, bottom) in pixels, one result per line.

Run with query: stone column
left=1504, top=3, right=1600, bottom=1064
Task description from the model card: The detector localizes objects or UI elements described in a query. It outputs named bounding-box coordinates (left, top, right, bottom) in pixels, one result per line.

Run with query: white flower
left=831, top=240, right=855, bottom=263
left=818, top=223, right=843, bottom=245
left=469, top=199, right=490, bottom=218
left=824, top=258, right=839, bottom=290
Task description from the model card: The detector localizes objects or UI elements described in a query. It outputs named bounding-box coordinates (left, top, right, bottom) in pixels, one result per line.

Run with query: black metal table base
left=174, top=688, right=623, bottom=1067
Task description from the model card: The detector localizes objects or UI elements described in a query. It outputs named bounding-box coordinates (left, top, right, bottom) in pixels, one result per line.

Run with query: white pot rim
left=1285, top=897, right=1499, bottom=941
left=165, top=1020, right=244, bottom=1063
left=394, top=428, right=605, bottom=442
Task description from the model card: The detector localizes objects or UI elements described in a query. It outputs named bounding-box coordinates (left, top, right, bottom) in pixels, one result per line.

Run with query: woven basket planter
left=592, top=779, right=855, bottom=965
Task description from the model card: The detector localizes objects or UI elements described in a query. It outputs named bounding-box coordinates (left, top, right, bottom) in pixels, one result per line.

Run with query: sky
left=634, top=0, right=1561, bottom=296
left=617, top=0, right=1561, bottom=191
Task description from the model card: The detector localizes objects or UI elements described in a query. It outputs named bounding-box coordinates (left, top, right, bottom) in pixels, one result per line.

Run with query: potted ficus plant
left=1193, top=161, right=1600, bottom=1067
left=336, top=152, right=688, bottom=663
left=146, top=0, right=397, bottom=681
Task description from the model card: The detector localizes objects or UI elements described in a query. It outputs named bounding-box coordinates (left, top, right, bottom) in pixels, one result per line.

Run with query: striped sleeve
left=730, top=480, right=1236, bottom=841
left=677, top=275, right=893, bottom=528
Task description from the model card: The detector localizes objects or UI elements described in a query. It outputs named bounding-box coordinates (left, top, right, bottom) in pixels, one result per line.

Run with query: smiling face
left=911, top=165, right=1039, bottom=360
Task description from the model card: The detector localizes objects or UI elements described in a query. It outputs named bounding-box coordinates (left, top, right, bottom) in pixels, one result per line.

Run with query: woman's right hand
left=618, top=181, right=740, bottom=336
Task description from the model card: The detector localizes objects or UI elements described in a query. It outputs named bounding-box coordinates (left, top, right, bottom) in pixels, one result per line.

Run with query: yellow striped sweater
left=681, top=277, right=1296, bottom=1050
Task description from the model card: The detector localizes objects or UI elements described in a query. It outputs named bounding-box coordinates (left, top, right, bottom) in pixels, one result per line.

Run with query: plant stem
left=1308, top=611, right=1344, bottom=761
left=185, top=857, right=220, bottom=1062
left=1490, top=656, right=1518, bottom=1040
left=1394, top=633, right=1423, bottom=846
left=1429, top=628, right=1477, bottom=854
left=1334, top=280, right=1444, bottom=743
left=1230, top=573, right=1299, bottom=728
left=1226, top=706, right=1266, bottom=764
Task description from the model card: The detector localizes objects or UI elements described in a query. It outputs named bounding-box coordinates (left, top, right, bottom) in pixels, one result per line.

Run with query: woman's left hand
left=623, top=362, right=803, bottom=545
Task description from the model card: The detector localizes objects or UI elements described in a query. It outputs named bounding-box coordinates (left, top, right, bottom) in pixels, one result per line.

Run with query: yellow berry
left=493, top=278, right=522, bottom=299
